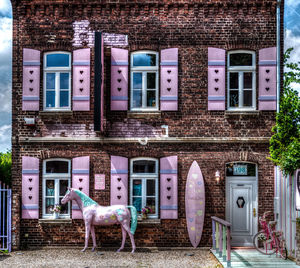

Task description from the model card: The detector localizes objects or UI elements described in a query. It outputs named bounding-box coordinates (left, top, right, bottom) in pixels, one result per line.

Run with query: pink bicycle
left=253, top=211, right=287, bottom=259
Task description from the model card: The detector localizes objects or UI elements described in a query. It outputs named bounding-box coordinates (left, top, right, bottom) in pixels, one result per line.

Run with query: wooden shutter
left=72, top=156, right=90, bottom=219
left=160, top=156, right=178, bottom=219
left=207, top=47, right=226, bottom=110
left=22, top=48, right=40, bottom=111
left=72, top=48, right=91, bottom=111
left=258, top=47, right=277, bottom=110
left=110, top=156, right=128, bottom=205
left=22, top=156, right=39, bottom=219
left=111, top=48, right=128, bottom=111
left=160, top=48, right=178, bottom=111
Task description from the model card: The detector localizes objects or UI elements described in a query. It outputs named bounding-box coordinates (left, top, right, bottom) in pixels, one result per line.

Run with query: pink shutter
left=160, top=48, right=178, bottom=111
left=259, top=47, right=277, bottom=110
left=110, top=156, right=128, bottom=205
left=111, top=48, right=128, bottom=111
left=160, top=156, right=178, bottom=219
left=208, top=47, right=226, bottom=110
left=73, top=48, right=90, bottom=111
left=22, top=48, right=40, bottom=111
left=22, top=156, right=39, bottom=219
left=72, top=156, right=90, bottom=219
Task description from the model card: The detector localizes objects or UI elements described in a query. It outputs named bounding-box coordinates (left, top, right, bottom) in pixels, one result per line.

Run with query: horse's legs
left=82, top=221, right=91, bottom=252
left=117, top=225, right=127, bottom=253
left=91, top=225, right=97, bottom=252
left=122, top=221, right=136, bottom=253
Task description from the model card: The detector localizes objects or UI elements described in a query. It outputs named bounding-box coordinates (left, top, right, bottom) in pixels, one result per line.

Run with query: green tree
left=0, top=150, right=12, bottom=186
left=269, top=48, right=300, bottom=176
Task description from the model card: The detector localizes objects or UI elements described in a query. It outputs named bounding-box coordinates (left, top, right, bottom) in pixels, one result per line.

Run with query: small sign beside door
left=95, top=174, right=105, bottom=190
left=233, top=164, right=248, bottom=176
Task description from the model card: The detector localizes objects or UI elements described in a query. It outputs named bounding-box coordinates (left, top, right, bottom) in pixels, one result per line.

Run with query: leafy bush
left=0, top=150, right=12, bottom=186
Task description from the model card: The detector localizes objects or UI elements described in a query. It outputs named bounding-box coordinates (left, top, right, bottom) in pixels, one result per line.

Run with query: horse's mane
left=74, top=189, right=99, bottom=207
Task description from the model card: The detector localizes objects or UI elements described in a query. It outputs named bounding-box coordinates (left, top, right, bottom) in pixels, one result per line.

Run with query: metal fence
left=0, top=182, right=11, bottom=252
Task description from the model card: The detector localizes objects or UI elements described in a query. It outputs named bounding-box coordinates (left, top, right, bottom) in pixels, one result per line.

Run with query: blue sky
left=0, top=0, right=299, bottom=152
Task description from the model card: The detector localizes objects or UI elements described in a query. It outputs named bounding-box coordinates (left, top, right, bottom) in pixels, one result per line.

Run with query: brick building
left=11, top=0, right=284, bottom=249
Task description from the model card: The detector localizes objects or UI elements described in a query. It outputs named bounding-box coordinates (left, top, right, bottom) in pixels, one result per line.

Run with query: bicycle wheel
left=253, top=231, right=276, bottom=255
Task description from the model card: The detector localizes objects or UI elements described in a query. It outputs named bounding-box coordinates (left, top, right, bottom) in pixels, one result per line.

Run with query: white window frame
left=130, top=51, right=159, bottom=111
left=227, top=50, right=256, bottom=111
left=42, top=158, right=71, bottom=219
left=43, top=51, right=71, bottom=111
left=130, top=157, right=159, bottom=219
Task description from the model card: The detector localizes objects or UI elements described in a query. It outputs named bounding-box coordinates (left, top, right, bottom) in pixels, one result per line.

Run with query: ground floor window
left=130, top=158, right=159, bottom=218
left=43, top=159, right=71, bottom=218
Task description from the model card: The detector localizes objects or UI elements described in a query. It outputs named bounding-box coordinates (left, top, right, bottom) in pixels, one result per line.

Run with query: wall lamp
left=215, top=170, right=220, bottom=184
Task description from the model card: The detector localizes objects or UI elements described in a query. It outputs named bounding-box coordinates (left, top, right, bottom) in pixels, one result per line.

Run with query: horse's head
left=61, top=187, right=75, bottom=204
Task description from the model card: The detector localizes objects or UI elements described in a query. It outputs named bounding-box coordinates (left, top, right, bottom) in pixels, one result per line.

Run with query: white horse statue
left=61, top=187, right=137, bottom=253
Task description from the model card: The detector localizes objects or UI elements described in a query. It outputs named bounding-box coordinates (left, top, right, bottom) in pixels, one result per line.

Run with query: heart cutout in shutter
left=215, top=78, right=219, bottom=83
left=79, top=178, right=83, bottom=182
left=29, top=187, right=32, bottom=191
left=266, top=78, right=270, bottom=82
left=117, top=178, right=121, bottom=182
left=117, top=87, right=122, bottom=92
left=266, top=69, right=270, bottom=73
left=167, top=196, right=171, bottom=200
left=167, top=187, right=171, bottom=191
left=79, top=187, right=83, bottom=191
left=29, top=178, right=32, bottom=182
left=214, top=87, right=219, bottom=91
left=266, top=87, right=270, bottom=91
left=118, top=79, right=121, bottom=83
left=167, top=79, right=171, bottom=83
left=29, top=88, right=33, bottom=92
left=30, top=70, right=34, bottom=74
left=167, top=70, right=171, bottom=74
left=117, top=186, right=121, bottom=191
left=30, top=79, right=33, bottom=83
left=118, top=70, right=122, bottom=74
left=215, top=69, right=219, bottom=73
left=80, top=79, right=83, bottom=83
left=167, top=178, right=171, bottom=182
left=167, top=88, right=171, bottom=91
left=79, top=88, right=84, bottom=92
left=80, top=70, right=84, bottom=74
left=29, top=196, right=32, bottom=200
left=117, top=196, right=121, bottom=199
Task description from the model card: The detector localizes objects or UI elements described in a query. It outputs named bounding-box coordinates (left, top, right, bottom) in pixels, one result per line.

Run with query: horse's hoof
left=81, top=248, right=87, bottom=252
left=131, top=249, right=135, bottom=254
left=116, top=248, right=122, bottom=253
left=91, top=247, right=95, bottom=252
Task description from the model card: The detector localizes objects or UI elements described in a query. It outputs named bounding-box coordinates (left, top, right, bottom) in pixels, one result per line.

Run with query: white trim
left=227, top=51, right=256, bottom=111
left=130, top=158, right=159, bottom=218
left=130, top=51, right=159, bottom=111
left=43, top=52, right=71, bottom=111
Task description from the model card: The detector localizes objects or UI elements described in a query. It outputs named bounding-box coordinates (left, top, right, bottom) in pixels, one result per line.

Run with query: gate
left=0, top=182, right=11, bottom=252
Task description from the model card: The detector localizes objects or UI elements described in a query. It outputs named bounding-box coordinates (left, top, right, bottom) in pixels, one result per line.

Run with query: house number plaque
left=233, top=164, right=247, bottom=176
left=95, top=174, right=105, bottom=190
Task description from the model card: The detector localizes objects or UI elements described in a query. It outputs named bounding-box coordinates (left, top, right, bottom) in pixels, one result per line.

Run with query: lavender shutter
left=22, top=48, right=40, bottom=111
left=160, top=48, right=178, bottom=111
left=259, top=47, right=277, bottom=110
left=111, top=48, right=128, bottom=111
left=110, top=156, right=128, bottom=205
left=160, top=156, right=178, bottom=219
left=207, top=47, right=226, bottom=110
left=72, top=156, right=90, bottom=219
left=73, top=48, right=91, bottom=111
left=22, top=156, right=39, bottom=219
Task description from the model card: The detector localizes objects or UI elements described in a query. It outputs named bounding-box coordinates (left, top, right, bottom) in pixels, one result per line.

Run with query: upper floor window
left=43, top=159, right=71, bottom=218
left=227, top=51, right=256, bottom=110
left=130, top=51, right=159, bottom=111
left=44, top=52, right=71, bottom=111
left=130, top=158, right=159, bottom=218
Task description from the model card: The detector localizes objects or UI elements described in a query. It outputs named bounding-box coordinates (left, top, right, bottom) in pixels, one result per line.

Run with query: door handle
left=253, top=208, right=256, bottom=217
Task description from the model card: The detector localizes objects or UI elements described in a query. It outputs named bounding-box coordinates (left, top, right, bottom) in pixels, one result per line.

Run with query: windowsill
left=127, top=111, right=162, bottom=119
left=137, top=218, right=161, bottom=225
left=225, top=110, right=260, bottom=116
left=39, top=218, right=72, bottom=224
left=39, top=111, right=73, bottom=117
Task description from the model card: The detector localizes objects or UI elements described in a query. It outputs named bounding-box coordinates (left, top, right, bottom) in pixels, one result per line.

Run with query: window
left=227, top=51, right=256, bottom=110
left=130, top=51, right=159, bottom=111
left=43, top=159, right=71, bottom=218
left=44, top=52, right=71, bottom=110
left=130, top=158, right=159, bottom=218
left=226, top=162, right=256, bottom=177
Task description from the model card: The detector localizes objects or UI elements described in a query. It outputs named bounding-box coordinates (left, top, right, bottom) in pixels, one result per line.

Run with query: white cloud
left=286, top=0, right=300, bottom=8
left=0, top=16, right=11, bottom=53
left=0, top=124, right=11, bottom=152
left=0, top=0, right=12, bottom=17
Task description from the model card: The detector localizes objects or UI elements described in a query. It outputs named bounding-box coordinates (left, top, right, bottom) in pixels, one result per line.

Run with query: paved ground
left=0, top=248, right=221, bottom=268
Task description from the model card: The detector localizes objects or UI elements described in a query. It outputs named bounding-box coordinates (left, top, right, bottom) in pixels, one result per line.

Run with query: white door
left=226, top=177, right=258, bottom=247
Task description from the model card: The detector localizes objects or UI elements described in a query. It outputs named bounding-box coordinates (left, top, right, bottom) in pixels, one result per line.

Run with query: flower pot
left=142, top=213, right=147, bottom=220
left=52, top=212, right=60, bottom=219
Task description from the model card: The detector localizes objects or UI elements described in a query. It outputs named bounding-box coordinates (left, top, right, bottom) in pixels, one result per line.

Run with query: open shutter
left=111, top=48, right=128, bottom=111
left=259, top=47, right=277, bottom=110
left=160, top=156, right=178, bottom=219
left=72, top=48, right=90, bottom=111
left=110, top=156, right=128, bottom=205
left=22, top=48, right=40, bottom=111
left=208, top=47, right=226, bottom=110
left=22, top=156, right=39, bottom=219
left=160, top=48, right=178, bottom=111
left=72, top=156, right=90, bottom=219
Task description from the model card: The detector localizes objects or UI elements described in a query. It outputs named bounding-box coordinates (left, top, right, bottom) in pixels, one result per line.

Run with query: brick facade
left=11, top=0, right=284, bottom=249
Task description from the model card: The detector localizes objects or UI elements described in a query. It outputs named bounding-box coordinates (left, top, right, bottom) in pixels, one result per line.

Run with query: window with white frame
left=227, top=51, right=256, bottom=110
left=44, top=52, right=71, bottom=110
left=130, top=51, right=159, bottom=111
left=43, top=159, right=71, bottom=218
left=130, top=158, right=159, bottom=218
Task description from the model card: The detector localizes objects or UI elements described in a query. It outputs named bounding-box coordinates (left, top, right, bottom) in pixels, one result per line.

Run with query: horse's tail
left=127, top=206, right=138, bottom=235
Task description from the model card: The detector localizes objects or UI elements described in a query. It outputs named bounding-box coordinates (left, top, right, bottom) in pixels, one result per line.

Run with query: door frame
left=225, top=162, right=258, bottom=247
